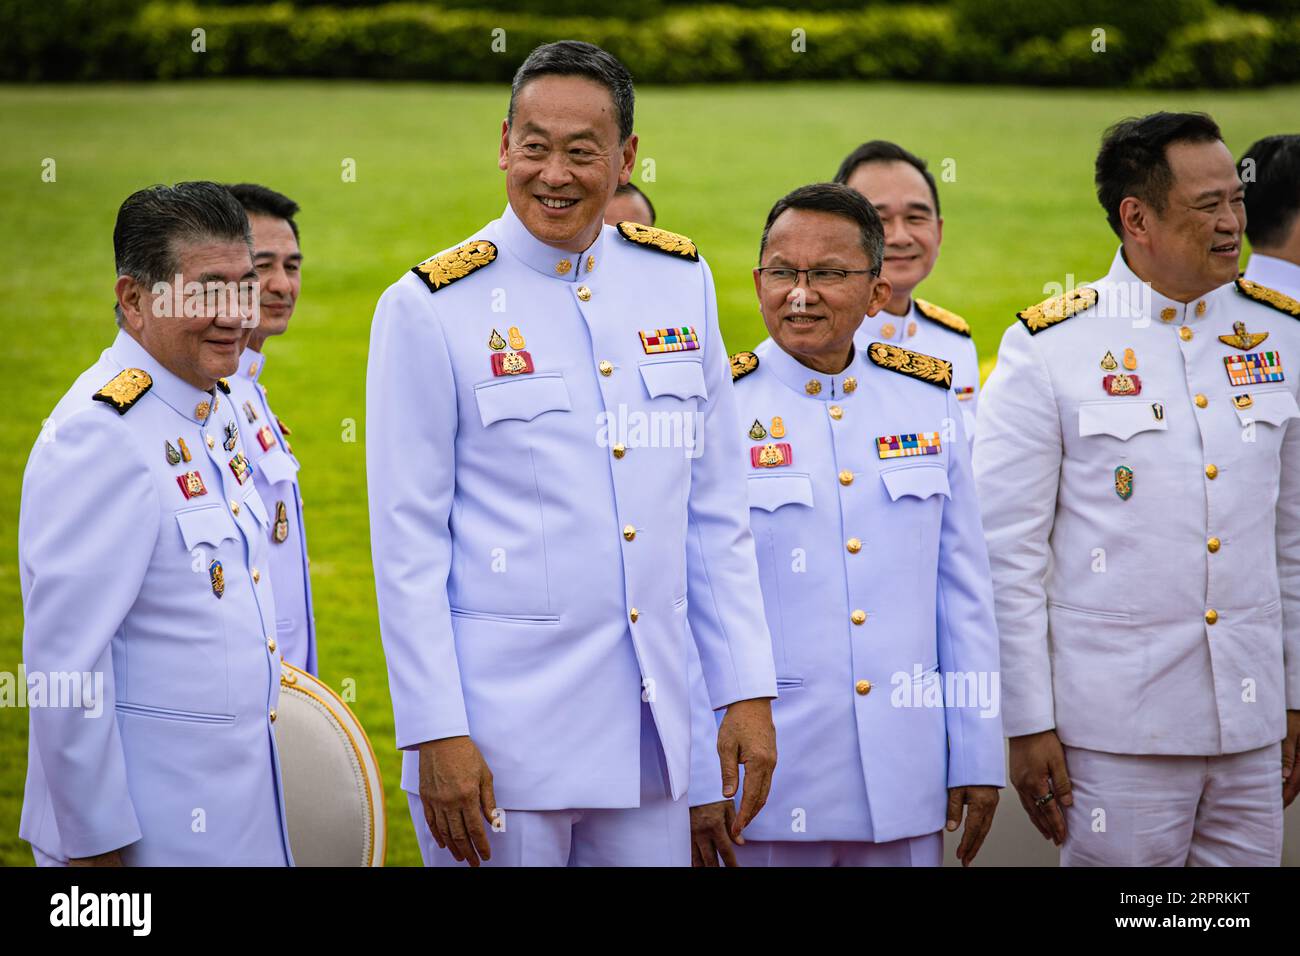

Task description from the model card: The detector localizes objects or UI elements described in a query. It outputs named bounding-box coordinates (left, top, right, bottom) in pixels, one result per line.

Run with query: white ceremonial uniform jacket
left=974, top=248, right=1300, bottom=756
left=691, top=338, right=1004, bottom=842
left=19, top=331, right=292, bottom=865
left=366, top=204, right=777, bottom=810
left=1245, top=253, right=1300, bottom=301
left=226, top=348, right=317, bottom=673
left=856, top=296, right=981, bottom=437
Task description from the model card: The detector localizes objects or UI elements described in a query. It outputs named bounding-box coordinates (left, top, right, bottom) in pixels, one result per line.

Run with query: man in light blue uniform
left=836, top=142, right=983, bottom=437
left=367, top=41, right=778, bottom=867
left=19, top=183, right=292, bottom=866
left=224, top=183, right=316, bottom=674
left=693, top=183, right=1003, bottom=866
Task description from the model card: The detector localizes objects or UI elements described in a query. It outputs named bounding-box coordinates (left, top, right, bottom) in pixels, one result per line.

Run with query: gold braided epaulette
left=915, top=298, right=971, bottom=337
left=1017, top=287, right=1098, bottom=334
left=1235, top=278, right=1300, bottom=318
left=866, top=342, right=952, bottom=389
left=616, top=222, right=699, bottom=261
left=730, top=351, right=759, bottom=382
left=412, top=239, right=497, bottom=293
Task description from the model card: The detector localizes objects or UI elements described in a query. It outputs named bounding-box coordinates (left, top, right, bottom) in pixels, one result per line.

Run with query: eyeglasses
left=756, top=266, right=881, bottom=288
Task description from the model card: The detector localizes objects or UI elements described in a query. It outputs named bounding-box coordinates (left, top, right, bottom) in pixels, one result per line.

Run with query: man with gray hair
left=367, top=40, right=778, bottom=867
left=19, top=181, right=294, bottom=865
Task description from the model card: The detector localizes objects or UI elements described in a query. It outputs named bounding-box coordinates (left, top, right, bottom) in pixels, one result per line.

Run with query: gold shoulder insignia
left=216, top=377, right=231, bottom=394
left=915, top=298, right=971, bottom=337
left=1017, top=286, right=1098, bottom=334
left=730, top=351, right=759, bottom=382
left=616, top=221, right=699, bottom=261
left=866, top=342, right=952, bottom=389
left=93, top=368, right=153, bottom=414
left=1235, top=278, right=1300, bottom=318
left=412, top=239, right=498, bottom=293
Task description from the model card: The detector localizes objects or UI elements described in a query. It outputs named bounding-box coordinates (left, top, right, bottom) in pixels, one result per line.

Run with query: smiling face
left=845, top=160, right=941, bottom=313
left=117, top=237, right=257, bottom=389
left=248, top=213, right=301, bottom=341
left=1123, top=139, right=1245, bottom=298
left=499, top=74, right=637, bottom=252
left=754, top=208, right=892, bottom=374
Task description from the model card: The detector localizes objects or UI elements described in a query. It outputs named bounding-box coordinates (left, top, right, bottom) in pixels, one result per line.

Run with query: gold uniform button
left=195, top=401, right=210, bottom=421
left=1179, top=326, right=1193, bottom=342
left=805, top=379, right=822, bottom=396
left=252, top=568, right=261, bottom=583
left=838, top=469, right=854, bottom=486
left=577, top=285, right=592, bottom=301
left=555, top=259, right=572, bottom=275
left=230, top=499, right=241, bottom=515
left=629, top=608, right=639, bottom=623
left=851, top=609, right=867, bottom=625
left=612, top=443, right=627, bottom=459
left=269, top=709, right=277, bottom=723
left=249, top=362, right=260, bottom=377
left=206, top=435, right=215, bottom=449
left=855, top=679, right=872, bottom=696
left=1160, top=307, right=1177, bottom=322
left=1194, top=394, right=1208, bottom=408
left=1207, top=537, right=1221, bottom=553
left=267, top=638, right=276, bottom=653
left=1205, top=464, right=1218, bottom=480
left=623, top=525, right=636, bottom=541
left=1195, top=300, right=1207, bottom=317
left=880, top=322, right=896, bottom=339
left=598, top=360, right=614, bottom=376
left=586, top=254, right=596, bottom=273
left=1205, top=609, right=1218, bottom=625
left=829, top=405, right=843, bottom=420
left=846, top=537, right=862, bottom=554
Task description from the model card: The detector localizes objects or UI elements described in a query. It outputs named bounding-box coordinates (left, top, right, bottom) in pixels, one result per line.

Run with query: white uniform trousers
left=1060, top=743, right=1283, bottom=867
left=732, top=832, right=942, bottom=867
left=407, top=702, right=690, bottom=867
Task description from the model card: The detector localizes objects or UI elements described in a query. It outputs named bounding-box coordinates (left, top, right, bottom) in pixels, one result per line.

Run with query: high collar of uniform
left=757, top=337, right=868, bottom=401
left=1244, top=253, right=1300, bottom=300
left=1103, top=246, right=1230, bottom=328
left=239, top=346, right=266, bottom=382
left=864, top=299, right=921, bottom=344
left=497, top=202, right=605, bottom=283
left=108, top=330, right=220, bottom=426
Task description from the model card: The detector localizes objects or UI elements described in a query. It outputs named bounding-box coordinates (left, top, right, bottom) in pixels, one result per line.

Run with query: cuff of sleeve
left=397, top=718, right=472, bottom=752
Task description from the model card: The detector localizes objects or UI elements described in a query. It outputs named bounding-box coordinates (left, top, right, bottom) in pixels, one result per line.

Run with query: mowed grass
left=0, top=79, right=1295, bottom=866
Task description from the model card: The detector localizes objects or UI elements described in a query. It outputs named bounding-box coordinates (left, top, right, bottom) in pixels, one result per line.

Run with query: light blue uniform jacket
left=19, top=331, right=292, bottom=865
left=366, top=204, right=777, bottom=809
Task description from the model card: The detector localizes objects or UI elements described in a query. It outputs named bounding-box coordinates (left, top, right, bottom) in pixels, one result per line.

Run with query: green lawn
left=1, top=79, right=1295, bottom=867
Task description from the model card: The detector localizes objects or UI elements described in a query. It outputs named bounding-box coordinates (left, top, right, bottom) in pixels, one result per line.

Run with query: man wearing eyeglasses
left=691, top=182, right=1004, bottom=866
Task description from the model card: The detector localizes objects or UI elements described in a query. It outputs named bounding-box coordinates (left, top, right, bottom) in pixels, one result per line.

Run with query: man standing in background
left=225, top=183, right=317, bottom=674
left=1240, top=134, right=1300, bottom=299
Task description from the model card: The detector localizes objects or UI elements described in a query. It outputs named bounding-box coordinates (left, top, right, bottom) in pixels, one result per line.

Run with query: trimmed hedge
left=0, top=1, right=1293, bottom=87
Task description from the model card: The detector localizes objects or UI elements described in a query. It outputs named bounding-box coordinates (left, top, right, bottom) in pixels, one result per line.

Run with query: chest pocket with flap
left=747, top=472, right=815, bottom=512
left=176, top=504, right=240, bottom=551
left=879, top=463, right=951, bottom=501
left=1233, top=388, right=1300, bottom=428
left=1078, top=399, right=1168, bottom=440
left=257, top=447, right=298, bottom=486
left=473, top=371, right=572, bottom=428
left=639, top=359, right=708, bottom=401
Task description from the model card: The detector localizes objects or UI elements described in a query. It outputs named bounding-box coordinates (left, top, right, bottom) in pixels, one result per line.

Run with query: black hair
left=614, top=181, right=655, bottom=225
left=225, top=182, right=301, bottom=240
left=1095, top=111, right=1224, bottom=239
left=759, top=182, right=885, bottom=272
left=833, top=140, right=940, bottom=219
left=1239, top=134, right=1300, bottom=250
left=508, top=40, right=635, bottom=142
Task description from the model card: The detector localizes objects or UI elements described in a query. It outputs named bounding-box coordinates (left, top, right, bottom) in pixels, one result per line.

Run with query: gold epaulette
left=1236, top=278, right=1300, bottom=318
left=412, top=239, right=497, bottom=293
left=616, top=222, right=699, bottom=261
left=1017, top=287, right=1098, bottom=334
left=915, top=298, right=971, bottom=337
left=216, top=377, right=231, bottom=394
left=866, top=342, right=952, bottom=389
left=730, top=351, right=759, bottom=382
left=92, top=368, right=153, bottom=415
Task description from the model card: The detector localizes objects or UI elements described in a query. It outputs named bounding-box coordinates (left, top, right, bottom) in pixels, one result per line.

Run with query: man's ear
left=619, top=133, right=639, bottom=186
left=1119, top=197, right=1150, bottom=247
left=864, top=276, right=894, bottom=317
left=115, top=275, right=147, bottom=333
left=498, top=119, right=510, bottom=172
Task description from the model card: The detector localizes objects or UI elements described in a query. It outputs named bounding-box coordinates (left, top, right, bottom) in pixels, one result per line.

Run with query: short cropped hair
left=508, top=41, right=635, bottom=142
left=225, top=182, right=301, bottom=240
left=833, top=140, right=940, bottom=219
left=1238, top=134, right=1300, bottom=250
left=759, top=182, right=885, bottom=273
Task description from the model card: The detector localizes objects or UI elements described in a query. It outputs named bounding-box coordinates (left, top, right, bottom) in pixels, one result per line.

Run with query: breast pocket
left=638, top=359, right=708, bottom=402
left=747, top=472, right=815, bottom=512
left=1078, top=399, right=1169, bottom=440
left=1233, top=388, right=1299, bottom=429
left=175, top=504, right=239, bottom=552
left=473, top=372, right=572, bottom=428
left=878, top=463, right=951, bottom=502
left=257, top=447, right=298, bottom=486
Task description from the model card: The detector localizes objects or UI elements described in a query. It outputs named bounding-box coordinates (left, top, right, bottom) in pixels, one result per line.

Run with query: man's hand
left=716, top=697, right=777, bottom=841
left=68, top=849, right=124, bottom=867
left=946, top=786, right=998, bottom=866
left=417, top=735, right=497, bottom=867
left=1009, top=729, right=1072, bottom=845
left=1283, top=710, right=1300, bottom=808
left=690, top=800, right=740, bottom=867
